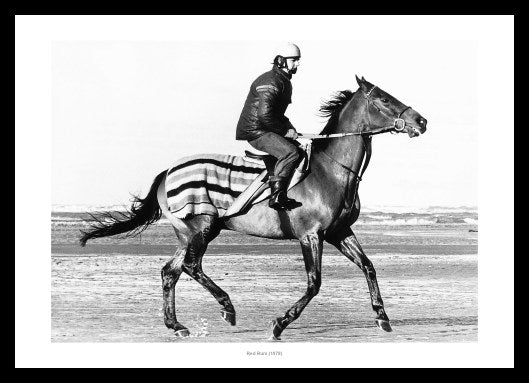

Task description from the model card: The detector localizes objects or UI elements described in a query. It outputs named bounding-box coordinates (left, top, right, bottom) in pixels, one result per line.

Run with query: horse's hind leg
left=183, top=254, right=237, bottom=326
left=180, top=216, right=236, bottom=325
left=327, top=228, right=392, bottom=332
left=162, top=215, right=236, bottom=336
left=162, top=240, right=189, bottom=336
left=182, top=216, right=237, bottom=324
left=270, top=231, right=323, bottom=340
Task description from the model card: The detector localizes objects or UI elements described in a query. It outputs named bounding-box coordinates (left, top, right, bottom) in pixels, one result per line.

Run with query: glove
left=284, top=128, right=298, bottom=140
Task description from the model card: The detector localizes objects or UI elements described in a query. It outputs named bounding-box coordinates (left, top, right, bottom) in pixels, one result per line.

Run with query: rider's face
left=286, top=57, right=300, bottom=73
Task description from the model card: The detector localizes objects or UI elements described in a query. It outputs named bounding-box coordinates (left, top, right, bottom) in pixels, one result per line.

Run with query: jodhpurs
left=248, top=132, right=301, bottom=179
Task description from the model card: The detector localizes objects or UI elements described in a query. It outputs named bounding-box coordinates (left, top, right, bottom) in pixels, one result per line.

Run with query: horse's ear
left=356, top=75, right=368, bottom=92
left=355, top=75, right=363, bottom=86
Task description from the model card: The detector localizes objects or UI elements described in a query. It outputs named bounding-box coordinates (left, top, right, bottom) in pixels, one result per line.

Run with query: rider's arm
left=256, top=84, right=291, bottom=136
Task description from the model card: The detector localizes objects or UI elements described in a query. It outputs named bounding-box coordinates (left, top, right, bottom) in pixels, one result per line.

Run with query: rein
left=318, top=136, right=372, bottom=210
left=319, top=138, right=371, bottom=182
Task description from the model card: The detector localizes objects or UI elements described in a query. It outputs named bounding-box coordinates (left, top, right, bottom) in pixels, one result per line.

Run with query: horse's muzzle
left=417, top=117, right=427, bottom=133
left=405, top=116, right=427, bottom=137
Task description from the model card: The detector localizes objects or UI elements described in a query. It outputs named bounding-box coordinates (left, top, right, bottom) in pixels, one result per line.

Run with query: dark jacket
left=236, top=66, right=295, bottom=141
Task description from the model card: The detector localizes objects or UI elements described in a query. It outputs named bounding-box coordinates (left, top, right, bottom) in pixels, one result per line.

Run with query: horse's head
left=355, top=75, right=427, bottom=138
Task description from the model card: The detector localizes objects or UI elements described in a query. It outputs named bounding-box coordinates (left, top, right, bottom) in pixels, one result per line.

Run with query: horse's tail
left=79, top=171, right=166, bottom=247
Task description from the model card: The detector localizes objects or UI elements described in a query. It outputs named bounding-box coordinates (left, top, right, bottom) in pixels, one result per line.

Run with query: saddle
left=243, top=151, right=277, bottom=176
left=223, top=142, right=312, bottom=217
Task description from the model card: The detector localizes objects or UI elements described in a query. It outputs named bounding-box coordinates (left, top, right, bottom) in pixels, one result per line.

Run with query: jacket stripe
left=256, top=85, right=279, bottom=92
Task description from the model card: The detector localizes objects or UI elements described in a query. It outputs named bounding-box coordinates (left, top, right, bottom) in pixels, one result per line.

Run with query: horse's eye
left=381, top=98, right=389, bottom=103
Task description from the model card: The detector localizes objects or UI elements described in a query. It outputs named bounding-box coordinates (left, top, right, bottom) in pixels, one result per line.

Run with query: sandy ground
left=51, top=250, right=477, bottom=342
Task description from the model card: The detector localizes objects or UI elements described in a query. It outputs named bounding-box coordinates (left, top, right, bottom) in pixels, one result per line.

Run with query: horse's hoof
left=268, top=335, right=282, bottom=341
left=174, top=328, right=191, bottom=338
left=376, top=319, right=393, bottom=332
left=221, top=310, right=236, bottom=326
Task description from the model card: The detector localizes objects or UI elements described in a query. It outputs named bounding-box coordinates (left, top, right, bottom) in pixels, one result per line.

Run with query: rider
left=235, top=42, right=302, bottom=211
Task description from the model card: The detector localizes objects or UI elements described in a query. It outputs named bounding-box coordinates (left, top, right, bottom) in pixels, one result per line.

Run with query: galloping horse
left=79, top=76, right=427, bottom=340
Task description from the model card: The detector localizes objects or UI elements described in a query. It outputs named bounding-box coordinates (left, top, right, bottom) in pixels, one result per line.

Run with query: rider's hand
left=285, top=128, right=299, bottom=140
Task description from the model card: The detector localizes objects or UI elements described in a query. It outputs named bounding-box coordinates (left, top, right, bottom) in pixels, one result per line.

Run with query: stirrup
left=269, top=195, right=299, bottom=211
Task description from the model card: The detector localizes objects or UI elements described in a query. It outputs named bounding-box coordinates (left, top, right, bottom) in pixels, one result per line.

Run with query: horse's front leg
left=270, top=232, right=323, bottom=340
left=328, top=228, right=392, bottom=332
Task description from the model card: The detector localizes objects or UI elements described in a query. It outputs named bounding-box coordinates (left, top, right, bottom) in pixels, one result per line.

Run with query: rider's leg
left=248, top=132, right=300, bottom=209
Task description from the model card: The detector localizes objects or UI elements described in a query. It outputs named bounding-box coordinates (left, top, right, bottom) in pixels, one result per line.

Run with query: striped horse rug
left=165, top=154, right=267, bottom=219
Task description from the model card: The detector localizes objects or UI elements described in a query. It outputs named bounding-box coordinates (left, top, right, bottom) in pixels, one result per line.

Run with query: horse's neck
left=316, top=135, right=367, bottom=179
left=313, top=94, right=368, bottom=181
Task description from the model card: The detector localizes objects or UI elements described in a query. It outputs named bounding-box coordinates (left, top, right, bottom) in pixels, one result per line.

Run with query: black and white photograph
left=15, top=14, right=514, bottom=368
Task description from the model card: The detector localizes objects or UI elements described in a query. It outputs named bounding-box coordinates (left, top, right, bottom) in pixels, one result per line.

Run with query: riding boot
left=268, top=177, right=297, bottom=211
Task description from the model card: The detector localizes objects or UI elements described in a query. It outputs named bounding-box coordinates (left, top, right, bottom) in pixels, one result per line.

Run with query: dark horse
left=79, top=76, right=427, bottom=340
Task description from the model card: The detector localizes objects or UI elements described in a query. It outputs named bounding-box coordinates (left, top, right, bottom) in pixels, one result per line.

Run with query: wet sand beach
left=52, top=222, right=478, bottom=342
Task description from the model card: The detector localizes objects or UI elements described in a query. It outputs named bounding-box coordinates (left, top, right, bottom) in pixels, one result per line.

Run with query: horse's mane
left=318, top=90, right=355, bottom=134
left=314, top=90, right=355, bottom=149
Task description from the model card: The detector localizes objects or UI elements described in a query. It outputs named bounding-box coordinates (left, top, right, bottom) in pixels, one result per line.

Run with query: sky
left=51, top=34, right=479, bottom=208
